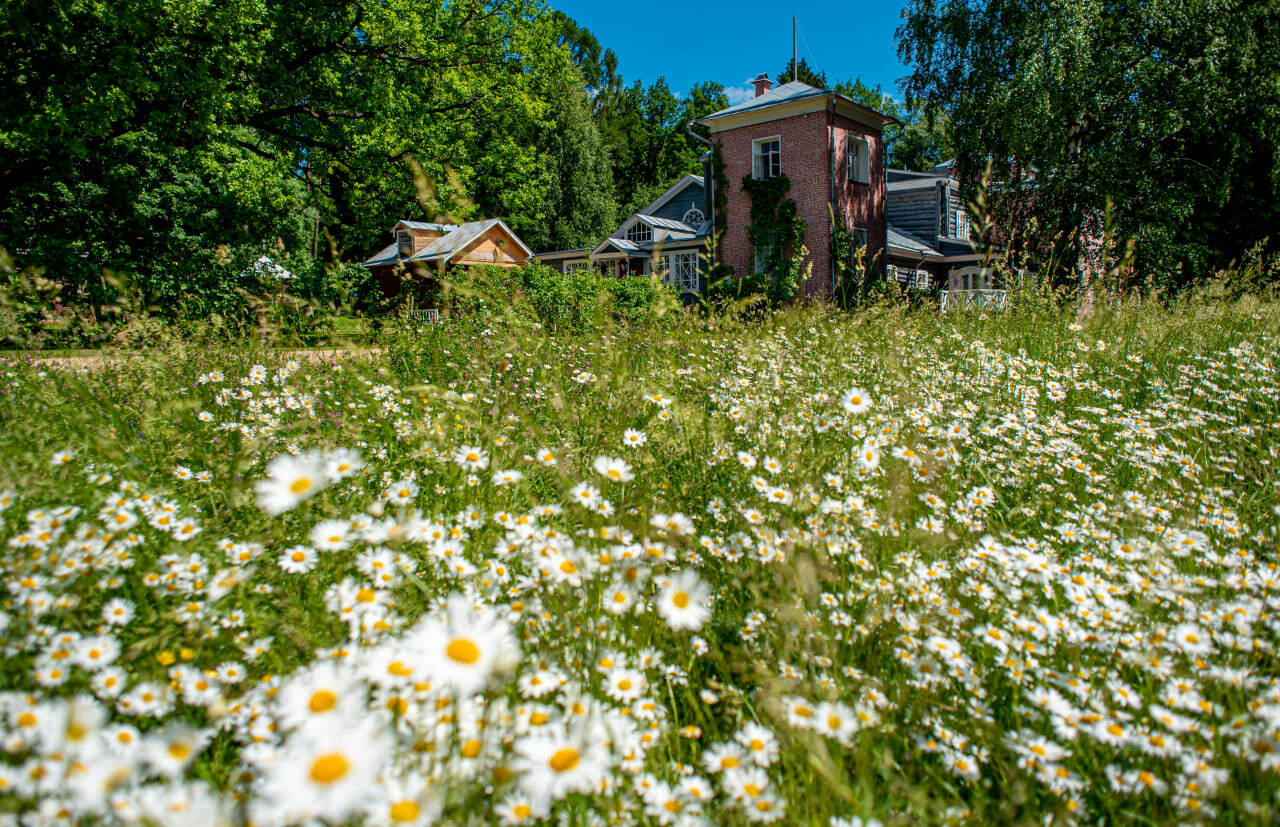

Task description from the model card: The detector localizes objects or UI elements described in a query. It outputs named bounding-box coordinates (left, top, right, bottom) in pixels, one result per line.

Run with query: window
left=683, top=207, right=705, bottom=226
left=752, top=137, right=781, bottom=180
left=397, top=230, right=413, bottom=259
left=954, top=209, right=971, bottom=240
left=564, top=259, right=586, bottom=272
left=660, top=252, right=700, bottom=293
left=914, top=269, right=930, bottom=291
left=625, top=222, right=652, bottom=243
left=846, top=136, right=870, bottom=184
left=849, top=228, right=868, bottom=267
left=753, top=235, right=776, bottom=275
left=887, top=264, right=903, bottom=283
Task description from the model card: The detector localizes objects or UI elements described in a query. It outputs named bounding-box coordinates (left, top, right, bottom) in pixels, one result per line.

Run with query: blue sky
left=548, top=1, right=914, bottom=104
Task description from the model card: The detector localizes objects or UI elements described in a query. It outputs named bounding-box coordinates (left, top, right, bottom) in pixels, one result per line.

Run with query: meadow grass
left=0, top=291, right=1278, bottom=825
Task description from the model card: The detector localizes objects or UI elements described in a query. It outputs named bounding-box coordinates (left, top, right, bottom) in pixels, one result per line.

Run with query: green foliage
left=898, top=0, right=1280, bottom=291
left=777, top=58, right=828, bottom=88
left=441, top=263, right=679, bottom=333
left=739, top=175, right=807, bottom=305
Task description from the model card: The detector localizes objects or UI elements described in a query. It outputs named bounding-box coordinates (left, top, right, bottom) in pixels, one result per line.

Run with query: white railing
left=939, top=289, right=1007, bottom=312
left=405, top=308, right=441, bottom=323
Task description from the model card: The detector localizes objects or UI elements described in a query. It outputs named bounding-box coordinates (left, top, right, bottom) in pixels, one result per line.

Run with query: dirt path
left=4, top=348, right=384, bottom=371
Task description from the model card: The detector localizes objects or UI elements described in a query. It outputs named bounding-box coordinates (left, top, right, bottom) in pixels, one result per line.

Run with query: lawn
left=0, top=293, right=1278, bottom=825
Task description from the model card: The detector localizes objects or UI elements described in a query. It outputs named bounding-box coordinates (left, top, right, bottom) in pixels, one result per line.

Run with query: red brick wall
left=714, top=107, right=884, bottom=301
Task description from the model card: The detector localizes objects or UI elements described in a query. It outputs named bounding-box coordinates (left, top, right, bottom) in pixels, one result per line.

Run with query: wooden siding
left=888, top=188, right=937, bottom=240
left=650, top=181, right=707, bottom=224
left=453, top=226, right=528, bottom=267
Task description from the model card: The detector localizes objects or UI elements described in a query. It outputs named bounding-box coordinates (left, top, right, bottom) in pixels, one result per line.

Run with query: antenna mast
left=793, top=17, right=798, bottom=82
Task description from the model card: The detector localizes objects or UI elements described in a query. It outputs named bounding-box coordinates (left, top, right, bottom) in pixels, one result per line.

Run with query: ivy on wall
left=739, top=174, right=807, bottom=305
left=704, top=144, right=735, bottom=291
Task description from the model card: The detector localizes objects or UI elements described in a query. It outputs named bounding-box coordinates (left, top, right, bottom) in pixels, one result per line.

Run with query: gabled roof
left=362, top=219, right=532, bottom=268
left=638, top=174, right=705, bottom=217
left=633, top=214, right=698, bottom=235
left=696, top=81, right=897, bottom=129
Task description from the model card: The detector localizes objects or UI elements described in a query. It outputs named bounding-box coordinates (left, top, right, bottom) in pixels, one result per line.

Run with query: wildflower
left=257, top=452, right=328, bottom=515
left=454, top=445, right=490, bottom=471
left=841, top=387, right=873, bottom=415
left=593, top=456, right=634, bottom=483
left=623, top=429, right=648, bottom=448
left=513, top=725, right=612, bottom=807
left=255, top=715, right=391, bottom=824
left=311, top=519, right=353, bottom=552
left=656, top=570, right=711, bottom=631
left=411, top=596, right=519, bottom=694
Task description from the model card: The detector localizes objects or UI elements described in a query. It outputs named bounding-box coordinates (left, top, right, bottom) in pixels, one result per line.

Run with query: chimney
left=752, top=73, right=773, bottom=98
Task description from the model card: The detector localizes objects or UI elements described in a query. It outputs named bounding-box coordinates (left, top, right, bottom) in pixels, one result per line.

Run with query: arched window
left=683, top=207, right=705, bottom=225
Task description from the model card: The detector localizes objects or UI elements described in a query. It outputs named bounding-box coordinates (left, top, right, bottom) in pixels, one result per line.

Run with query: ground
left=0, top=295, right=1278, bottom=825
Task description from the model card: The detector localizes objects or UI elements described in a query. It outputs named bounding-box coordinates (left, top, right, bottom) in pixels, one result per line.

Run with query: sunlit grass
left=0, top=291, right=1277, bottom=825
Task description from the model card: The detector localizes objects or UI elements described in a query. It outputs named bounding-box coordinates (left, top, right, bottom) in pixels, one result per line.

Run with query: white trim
left=638, top=174, right=705, bottom=217
left=697, top=92, right=893, bottom=134
left=846, top=136, right=870, bottom=184
left=752, top=135, right=782, bottom=181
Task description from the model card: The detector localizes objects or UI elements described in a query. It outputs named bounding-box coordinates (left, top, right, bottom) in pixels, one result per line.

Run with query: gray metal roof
left=700, top=80, right=828, bottom=120
left=396, top=220, right=456, bottom=232
left=363, top=218, right=532, bottom=267
left=887, top=225, right=942, bottom=257
left=697, top=80, right=897, bottom=127
left=635, top=214, right=697, bottom=234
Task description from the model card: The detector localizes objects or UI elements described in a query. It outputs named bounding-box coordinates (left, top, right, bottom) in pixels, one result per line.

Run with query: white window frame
left=914, top=269, right=930, bottom=291
left=624, top=221, right=652, bottom=244
left=564, top=259, right=586, bottom=272
left=954, top=208, right=971, bottom=240
left=887, top=264, right=902, bottom=283
left=752, top=136, right=782, bottom=181
left=846, top=136, right=870, bottom=184
left=660, top=251, right=700, bottom=294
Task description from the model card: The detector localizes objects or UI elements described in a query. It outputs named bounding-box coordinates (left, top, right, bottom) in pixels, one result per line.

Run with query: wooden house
left=362, top=219, right=532, bottom=312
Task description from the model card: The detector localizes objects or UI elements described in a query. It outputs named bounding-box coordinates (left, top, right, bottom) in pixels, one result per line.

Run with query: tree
left=898, top=0, right=1280, bottom=289
left=891, top=106, right=955, bottom=172
left=777, top=58, right=827, bottom=88
left=0, top=0, right=571, bottom=310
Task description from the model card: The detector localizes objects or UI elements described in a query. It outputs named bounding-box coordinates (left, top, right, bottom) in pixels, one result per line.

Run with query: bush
left=440, top=263, right=681, bottom=334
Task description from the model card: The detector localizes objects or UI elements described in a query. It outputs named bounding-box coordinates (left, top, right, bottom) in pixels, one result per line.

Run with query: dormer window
left=683, top=207, right=705, bottom=226
left=397, top=230, right=413, bottom=259
left=752, top=137, right=781, bottom=180
left=625, top=222, right=652, bottom=243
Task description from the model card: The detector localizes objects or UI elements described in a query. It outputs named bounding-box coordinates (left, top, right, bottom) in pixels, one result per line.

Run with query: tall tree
left=777, top=58, right=828, bottom=88
left=899, top=0, right=1280, bottom=289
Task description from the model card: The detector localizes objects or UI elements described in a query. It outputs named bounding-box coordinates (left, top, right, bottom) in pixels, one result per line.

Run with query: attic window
left=683, top=207, right=705, bottom=225
left=397, top=230, right=413, bottom=259
left=625, top=222, right=652, bottom=243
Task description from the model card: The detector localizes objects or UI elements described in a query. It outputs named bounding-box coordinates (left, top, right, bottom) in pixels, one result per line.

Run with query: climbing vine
left=739, top=174, right=807, bottom=305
